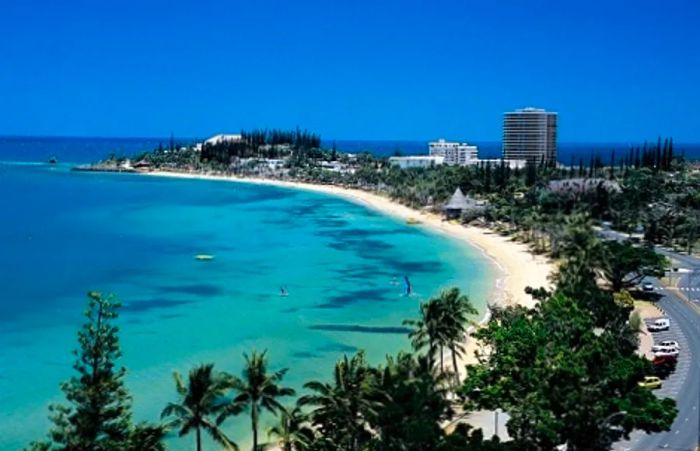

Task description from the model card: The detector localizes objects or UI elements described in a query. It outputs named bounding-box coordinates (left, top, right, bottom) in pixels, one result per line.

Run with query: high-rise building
left=429, top=139, right=478, bottom=166
left=502, top=107, right=557, bottom=164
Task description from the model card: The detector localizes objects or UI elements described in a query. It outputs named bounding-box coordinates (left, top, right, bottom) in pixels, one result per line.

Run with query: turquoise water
left=0, top=162, right=494, bottom=450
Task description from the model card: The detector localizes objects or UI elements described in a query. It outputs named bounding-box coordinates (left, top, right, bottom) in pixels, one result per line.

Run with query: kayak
left=194, top=254, right=215, bottom=261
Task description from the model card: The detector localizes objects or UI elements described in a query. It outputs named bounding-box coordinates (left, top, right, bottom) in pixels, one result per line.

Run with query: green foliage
left=369, top=352, right=452, bottom=451
left=161, top=363, right=238, bottom=451
left=628, top=309, right=642, bottom=333
left=219, top=350, right=295, bottom=451
left=462, top=292, right=677, bottom=450
left=600, top=241, right=668, bottom=291
left=299, top=352, right=378, bottom=451
left=28, top=292, right=165, bottom=451
left=267, top=405, right=315, bottom=451
left=404, top=288, right=478, bottom=380
left=50, top=292, right=132, bottom=449
left=201, top=128, right=322, bottom=165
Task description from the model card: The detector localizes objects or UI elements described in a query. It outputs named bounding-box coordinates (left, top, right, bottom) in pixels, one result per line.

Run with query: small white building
left=478, top=159, right=528, bottom=169
left=203, top=134, right=243, bottom=146
left=389, top=156, right=445, bottom=169
left=429, top=139, right=478, bottom=166
left=321, top=161, right=355, bottom=174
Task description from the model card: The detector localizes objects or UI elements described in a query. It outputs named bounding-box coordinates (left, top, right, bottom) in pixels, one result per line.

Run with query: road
left=599, top=229, right=700, bottom=450
left=614, top=288, right=700, bottom=451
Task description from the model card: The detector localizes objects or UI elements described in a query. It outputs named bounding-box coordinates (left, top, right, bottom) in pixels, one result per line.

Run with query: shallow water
left=0, top=162, right=494, bottom=449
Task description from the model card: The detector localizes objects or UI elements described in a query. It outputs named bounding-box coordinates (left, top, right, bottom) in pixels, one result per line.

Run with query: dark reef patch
left=314, top=217, right=349, bottom=228
left=317, top=342, right=358, bottom=354
left=332, top=264, right=396, bottom=281
left=309, top=324, right=411, bottom=335
left=316, top=287, right=391, bottom=309
left=390, top=260, right=444, bottom=274
left=158, top=283, right=223, bottom=296
left=122, top=298, right=194, bottom=313
left=326, top=238, right=395, bottom=255
left=160, top=313, right=182, bottom=319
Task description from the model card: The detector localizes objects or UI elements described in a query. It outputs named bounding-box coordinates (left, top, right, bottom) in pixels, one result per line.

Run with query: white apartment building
left=478, top=158, right=528, bottom=169
left=388, top=155, right=445, bottom=169
left=429, top=139, right=478, bottom=166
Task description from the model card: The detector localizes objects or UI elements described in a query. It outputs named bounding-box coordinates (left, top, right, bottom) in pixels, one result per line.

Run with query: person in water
left=280, top=286, right=288, bottom=297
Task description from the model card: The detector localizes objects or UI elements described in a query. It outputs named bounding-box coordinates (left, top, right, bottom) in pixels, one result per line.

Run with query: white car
left=647, top=318, right=670, bottom=332
left=653, top=348, right=680, bottom=358
left=653, top=340, right=680, bottom=352
left=642, top=282, right=655, bottom=292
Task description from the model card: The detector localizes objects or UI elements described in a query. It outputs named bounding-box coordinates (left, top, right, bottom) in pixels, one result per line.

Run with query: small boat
left=406, top=217, right=421, bottom=225
left=194, top=254, right=215, bottom=261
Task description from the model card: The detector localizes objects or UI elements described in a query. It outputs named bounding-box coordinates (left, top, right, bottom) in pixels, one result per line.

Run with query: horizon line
left=1, top=134, right=698, bottom=145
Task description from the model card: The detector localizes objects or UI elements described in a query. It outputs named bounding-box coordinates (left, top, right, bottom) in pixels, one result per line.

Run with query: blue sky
left=1, top=0, right=699, bottom=141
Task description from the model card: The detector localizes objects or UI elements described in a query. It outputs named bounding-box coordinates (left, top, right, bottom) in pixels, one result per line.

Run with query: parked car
left=652, top=354, right=678, bottom=366
left=653, top=347, right=680, bottom=358
left=647, top=318, right=670, bottom=332
left=638, top=376, right=662, bottom=389
left=651, top=355, right=678, bottom=379
left=642, top=281, right=655, bottom=292
left=652, top=341, right=680, bottom=353
left=651, top=345, right=680, bottom=354
left=652, top=356, right=677, bottom=378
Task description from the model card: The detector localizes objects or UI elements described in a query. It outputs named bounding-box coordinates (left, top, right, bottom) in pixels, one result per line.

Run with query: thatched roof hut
left=445, top=187, right=469, bottom=209
left=443, top=188, right=470, bottom=219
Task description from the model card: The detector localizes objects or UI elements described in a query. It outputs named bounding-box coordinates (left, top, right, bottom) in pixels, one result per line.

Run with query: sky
left=1, top=0, right=699, bottom=142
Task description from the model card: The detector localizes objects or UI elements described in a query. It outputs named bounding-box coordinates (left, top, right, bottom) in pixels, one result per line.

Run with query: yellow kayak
left=194, top=254, right=215, bottom=261
left=406, top=217, right=421, bottom=225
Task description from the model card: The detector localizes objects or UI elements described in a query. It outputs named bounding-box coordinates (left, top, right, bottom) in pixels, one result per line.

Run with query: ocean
left=0, top=138, right=495, bottom=449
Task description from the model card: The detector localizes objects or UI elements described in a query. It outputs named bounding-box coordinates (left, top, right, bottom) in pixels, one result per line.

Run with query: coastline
left=143, top=170, right=553, bottom=362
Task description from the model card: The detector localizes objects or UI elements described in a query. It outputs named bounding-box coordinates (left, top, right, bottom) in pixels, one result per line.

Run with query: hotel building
left=429, top=139, right=478, bottom=166
left=388, top=155, right=445, bottom=169
left=502, top=107, right=557, bottom=164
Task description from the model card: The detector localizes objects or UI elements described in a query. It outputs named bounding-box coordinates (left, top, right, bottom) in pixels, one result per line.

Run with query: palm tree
left=267, top=405, right=314, bottom=451
left=370, top=352, right=452, bottom=449
left=299, top=352, right=379, bottom=451
left=439, top=288, right=478, bottom=382
left=403, top=299, right=446, bottom=371
left=161, top=364, right=238, bottom=451
left=219, top=351, right=295, bottom=451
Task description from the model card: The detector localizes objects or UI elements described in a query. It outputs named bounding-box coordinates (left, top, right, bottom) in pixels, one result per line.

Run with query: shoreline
left=142, top=170, right=553, bottom=351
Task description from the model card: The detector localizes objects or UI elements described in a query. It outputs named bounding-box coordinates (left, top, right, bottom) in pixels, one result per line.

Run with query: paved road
left=599, top=229, right=700, bottom=450
left=615, top=287, right=700, bottom=451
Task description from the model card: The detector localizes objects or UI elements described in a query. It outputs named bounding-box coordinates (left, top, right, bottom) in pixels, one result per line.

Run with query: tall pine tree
left=28, top=292, right=164, bottom=451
